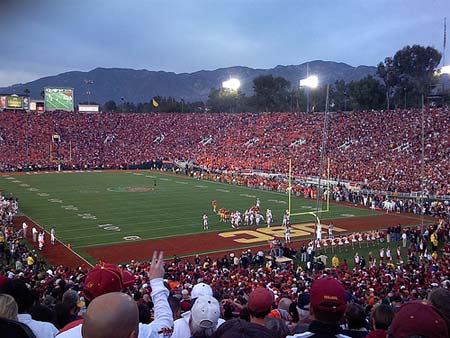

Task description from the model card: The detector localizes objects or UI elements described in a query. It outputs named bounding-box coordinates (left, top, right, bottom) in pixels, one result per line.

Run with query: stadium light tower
left=299, top=75, right=319, bottom=113
left=84, top=79, right=94, bottom=105
left=222, top=78, right=241, bottom=112
left=440, top=65, right=450, bottom=74
left=222, top=78, right=241, bottom=91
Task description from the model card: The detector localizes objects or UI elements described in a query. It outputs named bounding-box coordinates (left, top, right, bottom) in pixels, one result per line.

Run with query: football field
left=1, top=170, right=379, bottom=263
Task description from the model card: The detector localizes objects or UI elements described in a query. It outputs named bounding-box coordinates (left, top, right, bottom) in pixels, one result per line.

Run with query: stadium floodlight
left=222, top=78, right=241, bottom=91
left=300, top=75, right=319, bottom=113
left=299, top=75, right=319, bottom=89
left=440, top=65, right=450, bottom=74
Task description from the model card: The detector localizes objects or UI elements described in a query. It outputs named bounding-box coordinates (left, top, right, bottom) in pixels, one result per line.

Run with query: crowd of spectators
left=0, top=107, right=449, bottom=336
left=0, top=107, right=448, bottom=195
left=0, top=211, right=449, bottom=337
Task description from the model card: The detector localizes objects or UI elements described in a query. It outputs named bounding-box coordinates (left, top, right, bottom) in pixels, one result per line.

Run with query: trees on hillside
left=377, top=45, right=441, bottom=109
left=253, top=75, right=291, bottom=112
left=99, top=44, right=442, bottom=113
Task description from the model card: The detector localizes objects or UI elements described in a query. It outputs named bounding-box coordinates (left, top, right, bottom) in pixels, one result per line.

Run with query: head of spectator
left=191, top=282, right=213, bottom=300
left=297, top=292, right=311, bottom=322
left=247, top=287, right=274, bottom=325
left=390, top=301, right=449, bottom=338
left=370, top=304, right=394, bottom=333
left=211, top=318, right=273, bottom=338
left=265, top=317, right=291, bottom=338
left=82, top=262, right=133, bottom=304
left=81, top=292, right=139, bottom=338
left=343, top=302, right=368, bottom=336
left=297, top=277, right=348, bottom=337
left=0, top=279, right=33, bottom=314
left=168, top=295, right=181, bottom=320
left=310, top=277, right=346, bottom=324
left=138, top=303, right=151, bottom=324
left=189, top=295, right=220, bottom=338
left=428, top=287, right=450, bottom=336
left=0, top=293, right=18, bottom=320
left=62, top=289, right=84, bottom=316
left=277, top=297, right=292, bottom=312
left=55, top=289, right=85, bottom=328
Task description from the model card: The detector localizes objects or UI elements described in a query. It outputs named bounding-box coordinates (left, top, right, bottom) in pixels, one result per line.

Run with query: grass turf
left=1, top=170, right=378, bottom=254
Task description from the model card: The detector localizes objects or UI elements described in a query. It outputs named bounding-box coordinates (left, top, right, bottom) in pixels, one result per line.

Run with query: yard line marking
left=145, top=175, right=156, bottom=178
left=195, top=185, right=208, bottom=188
left=240, top=193, right=256, bottom=198
left=175, top=181, right=188, bottom=185
left=159, top=178, right=170, bottom=181
left=268, top=199, right=287, bottom=204
left=61, top=205, right=79, bottom=211
left=216, top=189, right=229, bottom=193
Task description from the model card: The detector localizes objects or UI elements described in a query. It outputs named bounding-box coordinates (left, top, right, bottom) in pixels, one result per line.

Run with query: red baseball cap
left=391, top=301, right=449, bottom=338
left=310, top=277, right=346, bottom=313
left=248, top=288, right=274, bottom=312
left=83, top=263, right=128, bottom=301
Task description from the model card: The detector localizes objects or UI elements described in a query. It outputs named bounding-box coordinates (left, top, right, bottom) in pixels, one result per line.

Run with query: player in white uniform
left=255, top=213, right=264, bottom=227
left=22, top=222, right=28, bottom=237
left=202, top=214, right=209, bottom=230
left=328, top=222, right=334, bottom=238
left=32, top=227, right=38, bottom=242
left=38, top=232, right=45, bottom=251
left=285, top=226, right=291, bottom=243
left=250, top=212, right=256, bottom=225
left=316, top=223, right=322, bottom=241
left=282, top=210, right=290, bottom=227
left=266, top=209, right=273, bottom=228
left=51, top=228, right=56, bottom=245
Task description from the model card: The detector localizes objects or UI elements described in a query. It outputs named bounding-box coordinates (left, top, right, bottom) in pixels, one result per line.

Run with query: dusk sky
left=0, top=0, right=449, bottom=87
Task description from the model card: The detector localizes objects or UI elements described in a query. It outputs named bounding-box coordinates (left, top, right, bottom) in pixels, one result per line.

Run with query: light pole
left=85, top=79, right=94, bottom=105
left=222, top=78, right=241, bottom=113
left=314, top=83, right=329, bottom=245
left=299, top=75, right=319, bottom=113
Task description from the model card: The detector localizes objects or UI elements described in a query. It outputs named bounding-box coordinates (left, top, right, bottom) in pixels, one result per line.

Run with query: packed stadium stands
left=1, top=108, right=450, bottom=337
left=0, top=108, right=448, bottom=195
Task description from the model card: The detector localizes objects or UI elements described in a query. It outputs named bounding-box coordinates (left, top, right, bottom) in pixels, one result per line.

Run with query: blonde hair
left=0, top=293, right=18, bottom=320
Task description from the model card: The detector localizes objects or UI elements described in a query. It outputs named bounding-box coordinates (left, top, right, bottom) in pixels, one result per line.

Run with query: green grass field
left=1, top=171, right=378, bottom=253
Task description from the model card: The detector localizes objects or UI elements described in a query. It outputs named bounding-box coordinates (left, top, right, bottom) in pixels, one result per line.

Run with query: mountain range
left=0, top=60, right=377, bottom=104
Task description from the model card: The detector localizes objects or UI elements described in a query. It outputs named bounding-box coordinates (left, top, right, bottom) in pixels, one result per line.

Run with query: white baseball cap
left=191, top=282, right=213, bottom=299
left=190, top=295, right=220, bottom=330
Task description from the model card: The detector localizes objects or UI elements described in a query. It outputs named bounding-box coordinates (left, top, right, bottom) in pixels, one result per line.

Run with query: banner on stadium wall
left=22, top=96, right=30, bottom=110
left=44, top=87, right=74, bottom=111
left=0, top=96, right=6, bottom=109
left=6, top=95, right=23, bottom=109
left=78, top=104, right=99, bottom=113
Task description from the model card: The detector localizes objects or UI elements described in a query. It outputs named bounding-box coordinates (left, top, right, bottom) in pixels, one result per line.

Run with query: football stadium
left=0, top=2, right=449, bottom=338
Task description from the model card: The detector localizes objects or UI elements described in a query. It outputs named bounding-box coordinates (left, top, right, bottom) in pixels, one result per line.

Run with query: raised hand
left=149, top=251, right=165, bottom=280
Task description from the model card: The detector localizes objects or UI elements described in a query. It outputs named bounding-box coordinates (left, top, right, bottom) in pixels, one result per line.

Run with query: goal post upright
left=288, top=157, right=331, bottom=218
left=288, top=158, right=292, bottom=216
